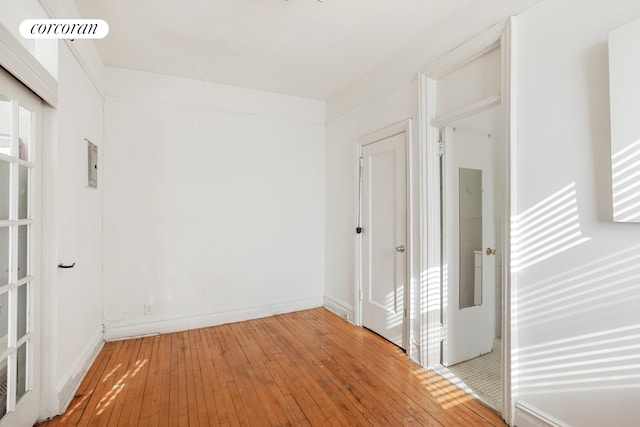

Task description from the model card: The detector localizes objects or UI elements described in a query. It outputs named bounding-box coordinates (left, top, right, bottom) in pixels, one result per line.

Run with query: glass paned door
left=0, top=66, right=41, bottom=426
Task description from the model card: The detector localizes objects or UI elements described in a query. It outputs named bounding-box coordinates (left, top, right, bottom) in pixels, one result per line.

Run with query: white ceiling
left=73, top=0, right=530, bottom=100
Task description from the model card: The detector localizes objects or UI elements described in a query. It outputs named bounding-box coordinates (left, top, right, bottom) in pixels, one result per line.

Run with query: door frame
left=355, top=119, right=413, bottom=352
left=418, top=18, right=517, bottom=423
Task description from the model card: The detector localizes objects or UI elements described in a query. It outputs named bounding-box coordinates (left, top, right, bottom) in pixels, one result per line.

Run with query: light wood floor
left=37, top=308, right=505, bottom=426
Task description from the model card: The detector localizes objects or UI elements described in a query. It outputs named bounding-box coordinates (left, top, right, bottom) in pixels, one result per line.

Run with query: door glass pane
left=16, top=342, right=27, bottom=401
left=0, top=160, right=9, bottom=220
left=17, top=284, right=27, bottom=340
left=18, top=225, right=28, bottom=280
left=18, top=166, right=28, bottom=219
left=18, top=106, right=31, bottom=161
left=0, top=357, right=6, bottom=418
left=459, top=167, right=483, bottom=309
left=0, top=292, right=7, bottom=349
left=0, top=95, right=10, bottom=157
left=0, top=229, right=7, bottom=286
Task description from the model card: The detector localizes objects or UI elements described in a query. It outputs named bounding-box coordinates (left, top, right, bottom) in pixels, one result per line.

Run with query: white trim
left=431, top=93, right=501, bottom=128
left=355, top=119, right=412, bottom=350
left=418, top=74, right=442, bottom=368
left=515, top=402, right=568, bottom=427
left=53, top=328, right=104, bottom=417
left=421, top=21, right=504, bottom=80
left=103, top=296, right=323, bottom=341
left=354, top=136, right=363, bottom=327
left=38, top=0, right=104, bottom=100
left=40, top=103, right=59, bottom=421
left=419, top=17, right=515, bottom=421
left=62, top=41, right=103, bottom=99
left=502, top=16, right=518, bottom=426
left=323, top=295, right=355, bottom=323
left=357, top=120, right=411, bottom=146
left=0, top=23, right=57, bottom=107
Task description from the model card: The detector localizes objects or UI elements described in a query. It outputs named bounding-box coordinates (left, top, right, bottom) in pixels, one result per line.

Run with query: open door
left=442, top=125, right=496, bottom=366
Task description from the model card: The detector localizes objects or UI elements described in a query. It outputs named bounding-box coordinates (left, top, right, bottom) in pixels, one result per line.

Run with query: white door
left=0, top=66, right=42, bottom=426
left=442, top=126, right=495, bottom=366
left=361, top=132, right=407, bottom=349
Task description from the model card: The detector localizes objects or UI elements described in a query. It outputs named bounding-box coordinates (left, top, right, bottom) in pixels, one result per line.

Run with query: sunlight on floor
left=413, top=368, right=475, bottom=410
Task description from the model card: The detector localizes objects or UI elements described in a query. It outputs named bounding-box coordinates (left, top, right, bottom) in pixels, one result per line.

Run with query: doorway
left=0, top=66, right=42, bottom=427
left=419, top=20, right=515, bottom=419
left=440, top=106, right=503, bottom=411
left=357, top=122, right=409, bottom=350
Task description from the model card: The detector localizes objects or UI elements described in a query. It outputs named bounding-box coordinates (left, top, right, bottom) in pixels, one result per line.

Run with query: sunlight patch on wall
left=515, top=324, right=640, bottom=395
left=514, top=245, right=640, bottom=330
left=513, top=245, right=640, bottom=395
left=511, top=182, right=590, bottom=273
left=421, top=266, right=441, bottom=314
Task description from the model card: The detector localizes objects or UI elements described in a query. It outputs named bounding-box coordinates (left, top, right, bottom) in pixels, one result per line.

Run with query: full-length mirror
left=458, top=167, right=483, bottom=309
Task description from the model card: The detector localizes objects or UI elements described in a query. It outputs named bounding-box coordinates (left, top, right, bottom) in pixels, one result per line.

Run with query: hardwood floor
left=37, top=308, right=505, bottom=426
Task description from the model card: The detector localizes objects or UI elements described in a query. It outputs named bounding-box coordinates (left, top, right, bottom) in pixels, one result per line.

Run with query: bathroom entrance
left=439, top=105, right=503, bottom=411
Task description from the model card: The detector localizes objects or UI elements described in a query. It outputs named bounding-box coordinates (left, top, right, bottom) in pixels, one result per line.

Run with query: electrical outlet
left=144, top=303, right=153, bottom=315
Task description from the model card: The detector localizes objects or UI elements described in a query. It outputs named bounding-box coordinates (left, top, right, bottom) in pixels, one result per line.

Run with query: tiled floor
left=441, top=338, right=502, bottom=411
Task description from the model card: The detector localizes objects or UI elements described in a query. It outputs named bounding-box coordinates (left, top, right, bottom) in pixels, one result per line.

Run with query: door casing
left=418, top=18, right=517, bottom=423
left=355, top=120, right=412, bottom=352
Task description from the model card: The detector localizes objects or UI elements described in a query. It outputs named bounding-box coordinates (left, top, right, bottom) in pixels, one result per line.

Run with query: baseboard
left=103, top=296, right=324, bottom=341
left=515, top=401, right=568, bottom=427
left=56, top=328, right=105, bottom=413
left=323, top=294, right=354, bottom=323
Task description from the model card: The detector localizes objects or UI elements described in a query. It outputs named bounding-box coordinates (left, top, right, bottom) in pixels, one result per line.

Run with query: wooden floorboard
left=37, top=308, right=506, bottom=426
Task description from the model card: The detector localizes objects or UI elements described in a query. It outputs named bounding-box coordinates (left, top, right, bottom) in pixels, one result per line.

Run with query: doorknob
left=486, top=247, right=496, bottom=255
left=395, top=245, right=405, bottom=253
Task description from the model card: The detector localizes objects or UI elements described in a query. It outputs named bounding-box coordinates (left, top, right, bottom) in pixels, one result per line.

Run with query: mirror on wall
left=458, top=167, right=483, bottom=309
left=609, top=18, right=640, bottom=223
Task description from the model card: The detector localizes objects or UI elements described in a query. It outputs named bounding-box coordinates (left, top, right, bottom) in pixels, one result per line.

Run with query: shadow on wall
left=513, top=243, right=640, bottom=395
left=511, top=182, right=590, bottom=273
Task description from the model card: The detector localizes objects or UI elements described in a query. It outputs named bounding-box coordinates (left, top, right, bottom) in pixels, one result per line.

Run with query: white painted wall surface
left=324, top=79, right=421, bottom=352
left=0, top=0, right=58, bottom=78
left=102, top=68, right=325, bottom=340
left=326, top=0, right=541, bottom=122
left=514, top=1, right=640, bottom=425
left=437, top=48, right=502, bottom=116
left=40, top=42, right=104, bottom=418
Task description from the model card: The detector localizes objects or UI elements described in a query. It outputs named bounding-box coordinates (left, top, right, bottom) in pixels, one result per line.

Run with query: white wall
left=0, top=0, right=57, bottom=78
left=102, top=68, right=325, bottom=340
left=0, top=0, right=109, bottom=419
left=41, top=43, right=104, bottom=416
left=326, top=0, right=640, bottom=425
left=324, top=78, right=421, bottom=354
left=513, top=0, right=640, bottom=425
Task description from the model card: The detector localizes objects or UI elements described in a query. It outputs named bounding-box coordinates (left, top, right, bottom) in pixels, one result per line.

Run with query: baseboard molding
left=56, top=328, right=105, bottom=413
left=323, top=295, right=354, bottom=323
left=515, top=401, right=568, bottom=427
left=103, top=296, right=324, bottom=341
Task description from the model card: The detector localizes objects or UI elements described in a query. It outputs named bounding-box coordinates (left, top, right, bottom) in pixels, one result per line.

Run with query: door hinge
left=439, top=323, right=445, bottom=342
left=359, top=289, right=363, bottom=301
left=438, top=141, right=445, bottom=156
